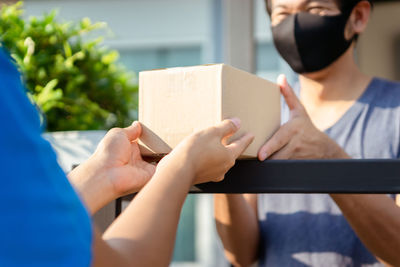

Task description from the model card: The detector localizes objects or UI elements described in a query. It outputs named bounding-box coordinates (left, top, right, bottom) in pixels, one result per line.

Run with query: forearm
left=68, top=159, right=115, bottom=215
left=214, top=194, right=259, bottom=267
left=331, top=194, right=400, bottom=266
left=102, top=155, right=194, bottom=267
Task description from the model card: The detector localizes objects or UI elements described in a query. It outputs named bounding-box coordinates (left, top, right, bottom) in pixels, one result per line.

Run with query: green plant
left=0, top=2, right=138, bottom=131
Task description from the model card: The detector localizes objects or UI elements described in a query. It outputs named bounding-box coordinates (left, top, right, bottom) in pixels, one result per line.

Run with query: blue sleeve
left=0, top=48, right=92, bottom=266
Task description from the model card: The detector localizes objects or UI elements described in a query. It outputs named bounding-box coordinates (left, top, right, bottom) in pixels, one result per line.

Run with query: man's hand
left=258, top=75, right=348, bottom=161
left=69, top=121, right=156, bottom=214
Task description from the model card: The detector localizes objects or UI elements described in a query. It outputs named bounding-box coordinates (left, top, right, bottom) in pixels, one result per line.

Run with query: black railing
left=192, top=159, right=400, bottom=194
left=115, top=159, right=400, bottom=216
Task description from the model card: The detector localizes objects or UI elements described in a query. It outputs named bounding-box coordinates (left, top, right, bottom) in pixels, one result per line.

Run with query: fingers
left=119, top=163, right=155, bottom=195
left=227, top=133, right=255, bottom=159
left=215, top=118, right=241, bottom=138
left=268, top=144, right=292, bottom=160
left=258, top=122, right=292, bottom=161
left=124, top=121, right=142, bottom=141
left=277, top=74, right=305, bottom=115
left=214, top=175, right=225, bottom=183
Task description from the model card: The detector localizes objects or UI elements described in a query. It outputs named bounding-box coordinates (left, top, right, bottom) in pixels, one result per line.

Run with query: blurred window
left=118, top=46, right=202, bottom=73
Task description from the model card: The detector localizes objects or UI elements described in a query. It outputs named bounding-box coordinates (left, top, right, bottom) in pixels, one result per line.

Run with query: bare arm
left=97, top=158, right=195, bottom=267
left=331, top=194, right=400, bottom=266
left=87, top=119, right=254, bottom=267
left=214, top=194, right=259, bottom=267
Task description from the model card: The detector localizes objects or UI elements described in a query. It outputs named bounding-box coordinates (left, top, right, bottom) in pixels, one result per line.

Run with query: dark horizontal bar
left=190, top=159, right=400, bottom=194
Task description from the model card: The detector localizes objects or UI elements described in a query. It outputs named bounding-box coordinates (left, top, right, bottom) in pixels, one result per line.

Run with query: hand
left=69, top=121, right=156, bottom=214
left=258, top=75, right=348, bottom=161
left=162, top=118, right=254, bottom=185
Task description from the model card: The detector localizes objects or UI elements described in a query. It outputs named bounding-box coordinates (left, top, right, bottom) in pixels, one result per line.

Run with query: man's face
left=270, top=0, right=341, bottom=26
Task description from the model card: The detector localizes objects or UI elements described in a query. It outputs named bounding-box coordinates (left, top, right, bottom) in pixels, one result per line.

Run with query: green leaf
left=33, top=79, right=63, bottom=112
left=0, top=2, right=138, bottom=131
left=63, top=41, right=72, bottom=58
left=81, top=17, right=91, bottom=29
left=101, top=50, right=119, bottom=65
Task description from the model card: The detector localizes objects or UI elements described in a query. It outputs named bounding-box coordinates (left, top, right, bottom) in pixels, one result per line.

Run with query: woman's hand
left=98, top=119, right=253, bottom=267
left=70, top=118, right=252, bottom=214
left=162, top=118, right=254, bottom=185
left=68, top=121, right=156, bottom=214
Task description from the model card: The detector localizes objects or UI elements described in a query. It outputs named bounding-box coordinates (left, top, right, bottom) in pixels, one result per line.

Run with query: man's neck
left=298, top=46, right=372, bottom=130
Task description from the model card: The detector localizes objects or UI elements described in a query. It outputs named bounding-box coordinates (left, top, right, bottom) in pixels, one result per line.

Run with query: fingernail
left=260, top=151, right=268, bottom=161
left=230, top=118, right=241, bottom=129
left=277, top=74, right=287, bottom=87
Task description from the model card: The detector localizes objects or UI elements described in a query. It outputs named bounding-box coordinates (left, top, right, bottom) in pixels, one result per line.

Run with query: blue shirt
left=0, top=48, right=92, bottom=266
left=258, top=78, right=400, bottom=267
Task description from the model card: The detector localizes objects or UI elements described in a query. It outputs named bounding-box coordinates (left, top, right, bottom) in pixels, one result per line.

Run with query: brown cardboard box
left=139, top=64, right=281, bottom=158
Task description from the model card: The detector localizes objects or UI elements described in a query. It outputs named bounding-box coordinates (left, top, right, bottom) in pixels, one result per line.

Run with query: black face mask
left=271, top=10, right=354, bottom=74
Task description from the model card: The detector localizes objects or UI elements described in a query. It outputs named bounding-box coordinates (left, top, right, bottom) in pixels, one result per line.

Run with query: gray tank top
left=258, top=78, right=400, bottom=267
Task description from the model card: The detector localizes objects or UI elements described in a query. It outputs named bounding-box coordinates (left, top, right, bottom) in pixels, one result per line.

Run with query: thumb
left=215, top=118, right=241, bottom=139
left=277, top=74, right=306, bottom=115
left=124, top=121, right=142, bottom=141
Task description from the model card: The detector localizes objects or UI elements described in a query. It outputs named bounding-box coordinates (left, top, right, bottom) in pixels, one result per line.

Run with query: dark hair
left=265, top=0, right=373, bottom=15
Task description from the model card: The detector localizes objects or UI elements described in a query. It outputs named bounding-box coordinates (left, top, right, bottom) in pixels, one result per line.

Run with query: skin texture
left=215, top=1, right=400, bottom=267
left=70, top=119, right=254, bottom=267
left=68, top=121, right=156, bottom=215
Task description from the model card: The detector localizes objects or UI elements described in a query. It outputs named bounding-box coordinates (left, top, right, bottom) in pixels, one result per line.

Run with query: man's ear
left=345, top=0, right=371, bottom=40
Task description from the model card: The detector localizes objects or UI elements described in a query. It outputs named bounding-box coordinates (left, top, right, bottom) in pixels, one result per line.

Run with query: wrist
left=68, top=157, right=117, bottom=215
left=158, top=149, right=196, bottom=186
left=322, top=134, right=350, bottom=159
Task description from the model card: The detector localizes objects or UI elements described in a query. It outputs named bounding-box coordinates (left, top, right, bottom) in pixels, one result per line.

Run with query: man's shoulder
left=372, top=77, right=400, bottom=90
left=367, top=77, right=400, bottom=108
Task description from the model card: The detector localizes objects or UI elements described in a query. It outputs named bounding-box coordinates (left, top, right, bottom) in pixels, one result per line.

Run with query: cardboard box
left=139, top=64, right=281, bottom=158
